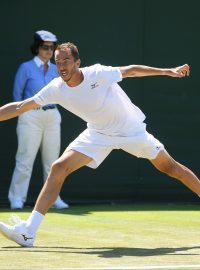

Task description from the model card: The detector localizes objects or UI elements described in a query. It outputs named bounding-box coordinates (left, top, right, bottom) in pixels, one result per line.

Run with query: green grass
left=0, top=204, right=200, bottom=269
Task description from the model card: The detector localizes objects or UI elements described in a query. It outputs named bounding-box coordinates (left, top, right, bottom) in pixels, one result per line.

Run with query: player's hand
left=168, top=64, right=190, bottom=78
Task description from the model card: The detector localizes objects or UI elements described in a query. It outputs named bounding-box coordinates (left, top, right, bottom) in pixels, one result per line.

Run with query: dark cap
left=34, top=30, right=57, bottom=42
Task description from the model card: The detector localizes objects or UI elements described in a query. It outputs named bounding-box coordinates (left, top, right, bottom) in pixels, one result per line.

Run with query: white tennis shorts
left=66, top=127, right=164, bottom=169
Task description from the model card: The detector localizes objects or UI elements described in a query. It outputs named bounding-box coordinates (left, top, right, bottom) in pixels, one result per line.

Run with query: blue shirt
left=13, top=56, right=59, bottom=101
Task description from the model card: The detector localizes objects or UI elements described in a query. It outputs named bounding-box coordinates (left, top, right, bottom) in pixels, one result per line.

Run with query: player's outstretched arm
left=0, top=98, right=40, bottom=121
left=119, top=64, right=190, bottom=78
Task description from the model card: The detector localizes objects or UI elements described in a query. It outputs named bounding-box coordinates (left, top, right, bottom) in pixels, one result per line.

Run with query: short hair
left=55, top=42, right=79, bottom=61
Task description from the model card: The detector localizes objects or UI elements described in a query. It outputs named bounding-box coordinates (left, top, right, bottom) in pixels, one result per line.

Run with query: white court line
left=46, top=265, right=200, bottom=270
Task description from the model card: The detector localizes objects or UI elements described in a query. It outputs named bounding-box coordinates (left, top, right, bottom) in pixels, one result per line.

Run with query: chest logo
left=90, top=82, right=99, bottom=89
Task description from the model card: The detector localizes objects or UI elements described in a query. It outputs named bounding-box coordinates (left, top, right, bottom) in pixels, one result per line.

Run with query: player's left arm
left=119, top=64, right=190, bottom=78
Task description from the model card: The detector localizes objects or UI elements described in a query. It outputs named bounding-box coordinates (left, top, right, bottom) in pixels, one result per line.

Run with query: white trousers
left=8, top=108, right=61, bottom=203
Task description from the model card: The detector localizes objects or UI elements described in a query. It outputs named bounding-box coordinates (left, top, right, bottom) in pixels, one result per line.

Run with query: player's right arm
left=0, top=98, right=40, bottom=121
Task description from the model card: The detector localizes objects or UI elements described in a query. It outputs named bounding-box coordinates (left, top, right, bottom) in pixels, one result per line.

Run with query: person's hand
left=168, top=64, right=190, bottom=78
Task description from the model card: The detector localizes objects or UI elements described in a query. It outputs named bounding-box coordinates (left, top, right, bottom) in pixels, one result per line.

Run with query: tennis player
left=0, top=42, right=199, bottom=247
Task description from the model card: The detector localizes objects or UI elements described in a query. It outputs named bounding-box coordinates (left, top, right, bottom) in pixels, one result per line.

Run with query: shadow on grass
left=1, top=203, right=200, bottom=216
left=1, top=245, right=200, bottom=258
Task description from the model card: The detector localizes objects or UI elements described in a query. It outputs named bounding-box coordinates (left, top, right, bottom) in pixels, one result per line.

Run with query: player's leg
left=0, top=149, right=92, bottom=247
left=0, top=129, right=112, bottom=246
left=34, top=149, right=92, bottom=215
left=120, top=128, right=200, bottom=196
left=150, top=149, right=200, bottom=196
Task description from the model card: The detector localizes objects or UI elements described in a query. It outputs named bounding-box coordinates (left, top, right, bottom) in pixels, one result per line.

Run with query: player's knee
left=159, top=162, right=180, bottom=179
left=50, top=159, right=72, bottom=180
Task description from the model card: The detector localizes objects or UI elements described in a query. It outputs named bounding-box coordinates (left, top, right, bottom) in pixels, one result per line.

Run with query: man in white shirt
left=0, top=42, right=199, bottom=247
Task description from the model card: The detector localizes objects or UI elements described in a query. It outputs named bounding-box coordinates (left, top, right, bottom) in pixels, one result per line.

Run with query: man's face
left=55, top=49, right=80, bottom=83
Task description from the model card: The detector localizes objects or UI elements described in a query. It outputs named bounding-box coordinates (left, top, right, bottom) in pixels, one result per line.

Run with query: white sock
left=26, top=210, right=44, bottom=235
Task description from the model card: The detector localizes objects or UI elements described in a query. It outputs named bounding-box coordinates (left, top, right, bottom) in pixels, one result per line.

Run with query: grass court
left=0, top=203, right=200, bottom=270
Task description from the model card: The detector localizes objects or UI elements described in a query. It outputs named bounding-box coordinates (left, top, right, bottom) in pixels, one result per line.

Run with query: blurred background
left=0, top=0, right=200, bottom=205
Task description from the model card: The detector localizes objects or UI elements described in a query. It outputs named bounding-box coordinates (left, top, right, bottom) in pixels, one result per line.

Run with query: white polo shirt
left=33, top=64, right=146, bottom=136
